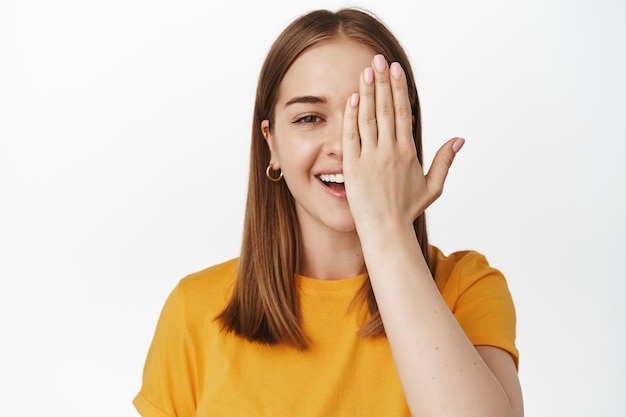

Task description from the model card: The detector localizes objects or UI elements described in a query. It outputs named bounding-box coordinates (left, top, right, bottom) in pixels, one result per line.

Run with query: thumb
left=425, top=137, right=465, bottom=198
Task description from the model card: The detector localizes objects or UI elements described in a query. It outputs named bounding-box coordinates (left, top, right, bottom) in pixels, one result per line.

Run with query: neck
left=298, top=227, right=366, bottom=280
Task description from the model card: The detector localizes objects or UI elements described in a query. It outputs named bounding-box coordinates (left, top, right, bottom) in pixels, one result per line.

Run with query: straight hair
left=217, top=8, right=432, bottom=349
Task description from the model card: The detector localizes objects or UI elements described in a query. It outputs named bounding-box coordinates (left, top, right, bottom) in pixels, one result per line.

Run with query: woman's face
left=262, top=37, right=376, bottom=237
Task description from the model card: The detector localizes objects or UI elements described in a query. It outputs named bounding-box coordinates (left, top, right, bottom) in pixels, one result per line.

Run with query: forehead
left=276, top=38, right=377, bottom=107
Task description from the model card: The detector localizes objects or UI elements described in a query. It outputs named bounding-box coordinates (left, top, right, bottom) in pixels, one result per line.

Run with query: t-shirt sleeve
left=447, top=252, right=519, bottom=367
left=134, top=283, right=197, bottom=417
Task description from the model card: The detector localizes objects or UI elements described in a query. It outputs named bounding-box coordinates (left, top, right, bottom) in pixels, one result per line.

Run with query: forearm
left=361, top=225, right=517, bottom=417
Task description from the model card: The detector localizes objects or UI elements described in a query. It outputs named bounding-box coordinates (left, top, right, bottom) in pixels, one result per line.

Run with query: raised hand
left=342, top=54, right=464, bottom=237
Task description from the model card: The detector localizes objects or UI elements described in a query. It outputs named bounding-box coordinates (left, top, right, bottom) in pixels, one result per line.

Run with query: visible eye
left=293, top=114, right=323, bottom=124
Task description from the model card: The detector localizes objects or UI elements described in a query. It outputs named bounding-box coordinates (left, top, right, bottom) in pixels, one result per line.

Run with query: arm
left=360, top=226, right=522, bottom=417
left=134, top=284, right=196, bottom=417
left=342, top=55, right=523, bottom=417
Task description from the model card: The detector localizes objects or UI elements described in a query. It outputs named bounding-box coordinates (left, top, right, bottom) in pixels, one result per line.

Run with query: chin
left=325, top=217, right=357, bottom=234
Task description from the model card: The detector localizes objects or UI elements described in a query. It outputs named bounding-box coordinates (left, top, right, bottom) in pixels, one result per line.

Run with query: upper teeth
left=320, top=173, right=344, bottom=183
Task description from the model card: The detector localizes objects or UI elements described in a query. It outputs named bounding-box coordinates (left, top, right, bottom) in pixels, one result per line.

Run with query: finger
left=343, top=93, right=361, bottom=161
left=389, top=62, right=414, bottom=149
left=425, top=137, right=465, bottom=198
left=358, top=66, right=377, bottom=150
left=372, top=54, right=395, bottom=146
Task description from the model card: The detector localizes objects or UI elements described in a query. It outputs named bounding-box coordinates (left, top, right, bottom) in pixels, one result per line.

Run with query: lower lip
left=317, top=177, right=347, bottom=199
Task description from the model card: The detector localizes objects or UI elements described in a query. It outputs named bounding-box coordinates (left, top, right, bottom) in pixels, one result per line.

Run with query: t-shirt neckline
left=296, top=273, right=368, bottom=295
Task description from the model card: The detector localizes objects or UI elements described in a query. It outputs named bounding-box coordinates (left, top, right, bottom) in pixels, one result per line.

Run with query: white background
left=1, top=0, right=624, bottom=416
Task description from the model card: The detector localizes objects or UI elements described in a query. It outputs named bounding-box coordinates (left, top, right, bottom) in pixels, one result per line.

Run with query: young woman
left=134, top=8, right=523, bottom=417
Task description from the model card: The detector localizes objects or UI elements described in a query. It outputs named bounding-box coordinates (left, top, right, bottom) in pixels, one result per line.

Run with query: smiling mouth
left=318, top=173, right=345, bottom=192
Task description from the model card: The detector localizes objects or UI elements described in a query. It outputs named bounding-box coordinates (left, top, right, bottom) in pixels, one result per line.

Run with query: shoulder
left=135, top=259, right=240, bottom=416
left=179, top=257, right=239, bottom=290
left=174, top=258, right=239, bottom=322
left=429, top=245, right=508, bottom=305
left=429, top=245, right=519, bottom=364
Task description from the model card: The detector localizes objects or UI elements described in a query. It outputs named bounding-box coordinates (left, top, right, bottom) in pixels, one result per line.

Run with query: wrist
left=358, top=221, right=420, bottom=259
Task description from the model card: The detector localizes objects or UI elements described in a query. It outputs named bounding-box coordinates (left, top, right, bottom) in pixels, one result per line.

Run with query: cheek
left=276, top=139, right=319, bottom=176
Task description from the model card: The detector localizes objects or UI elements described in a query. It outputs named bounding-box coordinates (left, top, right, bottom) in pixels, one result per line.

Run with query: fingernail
left=374, top=54, right=387, bottom=72
left=452, top=138, right=465, bottom=153
left=390, top=62, right=402, bottom=79
left=364, top=68, right=374, bottom=84
left=350, top=93, right=359, bottom=107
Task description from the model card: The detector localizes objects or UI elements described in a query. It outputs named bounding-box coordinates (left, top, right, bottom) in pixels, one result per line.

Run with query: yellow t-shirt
left=134, top=246, right=518, bottom=417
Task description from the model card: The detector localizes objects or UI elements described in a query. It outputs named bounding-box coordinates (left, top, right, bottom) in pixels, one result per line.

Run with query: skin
left=263, top=37, right=524, bottom=417
left=262, top=38, right=370, bottom=280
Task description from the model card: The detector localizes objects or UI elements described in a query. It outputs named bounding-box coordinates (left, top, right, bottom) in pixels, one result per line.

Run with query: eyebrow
left=283, top=95, right=327, bottom=108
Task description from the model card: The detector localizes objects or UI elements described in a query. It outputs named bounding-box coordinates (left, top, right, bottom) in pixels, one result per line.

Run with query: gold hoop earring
left=266, top=165, right=283, bottom=182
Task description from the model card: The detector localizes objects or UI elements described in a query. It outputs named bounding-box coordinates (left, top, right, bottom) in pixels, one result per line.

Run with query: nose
left=323, top=120, right=343, bottom=160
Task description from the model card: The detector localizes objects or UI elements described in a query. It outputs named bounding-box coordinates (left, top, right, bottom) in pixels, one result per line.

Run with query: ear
left=261, top=119, right=280, bottom=169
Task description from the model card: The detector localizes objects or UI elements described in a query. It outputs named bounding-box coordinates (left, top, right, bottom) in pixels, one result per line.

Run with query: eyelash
left=293, top=114, right=323, bottom=124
